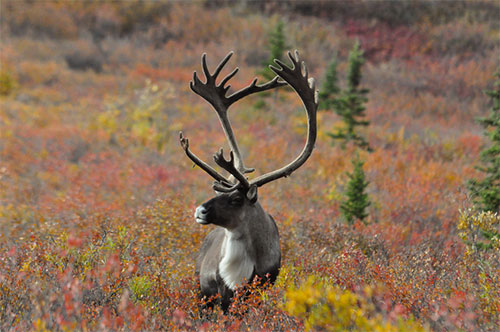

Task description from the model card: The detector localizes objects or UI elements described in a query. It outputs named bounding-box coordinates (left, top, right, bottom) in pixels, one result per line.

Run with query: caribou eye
left=229, top=195, right=243, bottom=206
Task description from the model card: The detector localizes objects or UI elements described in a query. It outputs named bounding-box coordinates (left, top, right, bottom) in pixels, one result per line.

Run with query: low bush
left=65, top=51, right=104, bottom=73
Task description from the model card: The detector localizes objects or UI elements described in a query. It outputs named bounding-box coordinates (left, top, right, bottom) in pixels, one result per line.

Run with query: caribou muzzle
left=195, top=205, right=210, bottom=224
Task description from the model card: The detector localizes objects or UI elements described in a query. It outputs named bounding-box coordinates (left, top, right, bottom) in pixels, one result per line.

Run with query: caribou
left=179, top=50, right=318, bottom=311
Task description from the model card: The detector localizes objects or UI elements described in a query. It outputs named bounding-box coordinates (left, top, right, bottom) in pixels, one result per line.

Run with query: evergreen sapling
left=328, top=42, right=371, bottom=151
left=340, top=153, right=371, bottom=224
left=319, top=54, right=340, bottom=110
left=261, top=20, right=287, bottom=81
left=468, top=67, right=500, bottom=213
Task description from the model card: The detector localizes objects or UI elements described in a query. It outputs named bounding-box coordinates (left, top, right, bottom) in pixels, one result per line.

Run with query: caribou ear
left=247, top=185, right=258, bottom=204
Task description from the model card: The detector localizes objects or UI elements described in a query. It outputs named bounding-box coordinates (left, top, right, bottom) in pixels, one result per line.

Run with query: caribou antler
left=249, top=51, right=318, bottom=188
left=179, top=132, right=231, bottom=185
left=180, top=50, right=317, bottom=194
left=190, top=51, right=286, bottom=176
left=213, top=148, right=250, bottom=189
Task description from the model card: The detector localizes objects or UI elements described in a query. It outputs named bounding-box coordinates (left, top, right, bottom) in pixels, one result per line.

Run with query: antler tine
left=213, top=149, right=250, bottom=189
left=190, top=71, right=200, bottom=90
left=219, top=67, right=239, bottom=90
left=179, top=132, right=231, bottom=185
left=226, top=76, right=287, bottom=106
left=292, top=49, right=300, bottom=66
left=302, top=61, right=308, bottom=80
left=196, top=52, right=236, bottom=88
left=213, top=181, right=240, bottom=193
left=250, top=50, right=318, bottom=188
left=212, top=51, right=234, bottom=79
left=201, top=53, right=211, bottom=82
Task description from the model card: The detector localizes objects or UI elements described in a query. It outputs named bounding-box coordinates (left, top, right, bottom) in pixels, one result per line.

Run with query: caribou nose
left=195, top=205, right=210, bottom=224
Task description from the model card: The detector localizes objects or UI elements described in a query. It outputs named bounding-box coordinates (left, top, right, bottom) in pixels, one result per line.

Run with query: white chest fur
left=219, top=230, right=254, bottom=290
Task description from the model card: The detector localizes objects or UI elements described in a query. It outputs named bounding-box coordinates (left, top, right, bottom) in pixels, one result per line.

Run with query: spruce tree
left=328, top=41, right=371, bottom=151
left=319, top=54, right=340, bottom=110
left=468, top=68, right=500, bottom=212
left=340, top=153, right=371, bottom=224
left=261, top=20, right=287, bottom=80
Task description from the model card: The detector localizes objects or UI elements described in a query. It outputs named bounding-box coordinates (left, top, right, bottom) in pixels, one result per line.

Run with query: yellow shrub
left=457, top=208, right=500, bottom=322
left=93, top=80, right=173, bottom=151
left=284, top=277, right=427, bottom=332
left=0, top=70, right=17, bottom=96
left=458, top=208, right=500, bottom=256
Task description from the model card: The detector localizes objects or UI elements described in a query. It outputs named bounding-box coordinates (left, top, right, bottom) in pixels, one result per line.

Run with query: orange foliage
left=1, top=2, right=499, bottom=331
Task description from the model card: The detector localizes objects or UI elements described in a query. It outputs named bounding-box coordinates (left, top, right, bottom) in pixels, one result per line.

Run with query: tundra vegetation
left=0, top=1, right=499, bottom=331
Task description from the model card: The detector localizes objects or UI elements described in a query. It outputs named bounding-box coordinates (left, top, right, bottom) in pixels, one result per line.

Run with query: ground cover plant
left=0, top=1, right=499, bottom=331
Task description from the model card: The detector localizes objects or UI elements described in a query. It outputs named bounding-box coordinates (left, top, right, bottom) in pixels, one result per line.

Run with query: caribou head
left=179, top=51, right=318, bottom=311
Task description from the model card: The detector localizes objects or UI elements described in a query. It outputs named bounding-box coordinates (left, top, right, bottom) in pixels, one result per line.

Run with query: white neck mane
left=219, top=229, right=255, bottom=290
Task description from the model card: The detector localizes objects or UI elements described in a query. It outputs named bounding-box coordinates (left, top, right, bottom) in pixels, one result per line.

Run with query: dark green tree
left=468, top=67, right=500, bottom=212
left=328, top=41, right=371, bottom=151
left=319, top=54, right=340, bottom=110
left=261, top=20, right=287, bottom=80
left=340, top=153, right=371, bottom=224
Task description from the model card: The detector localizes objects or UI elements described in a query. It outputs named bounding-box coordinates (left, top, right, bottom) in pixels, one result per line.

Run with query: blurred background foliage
left=0, top=0, right=499, bottom=331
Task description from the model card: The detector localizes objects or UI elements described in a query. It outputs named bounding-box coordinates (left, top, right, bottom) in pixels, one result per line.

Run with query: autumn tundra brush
left=179, top=51, right=318, bottom=312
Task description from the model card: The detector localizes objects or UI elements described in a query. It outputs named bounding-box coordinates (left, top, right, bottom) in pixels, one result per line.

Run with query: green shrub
left=0, top=70, right=17, bottom=96
left=128, top=275, right=153, bottom=302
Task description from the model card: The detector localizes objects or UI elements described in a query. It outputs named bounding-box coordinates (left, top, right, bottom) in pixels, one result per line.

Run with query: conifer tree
left=319, top=54, right=340, bottom=110
left=340, top=153, right=371, bottom=224
left=261, top=20, right=287, bottom=80
left=328, top=41, right=371, bottom=151
left=468, top=68, right=500, bottom=212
